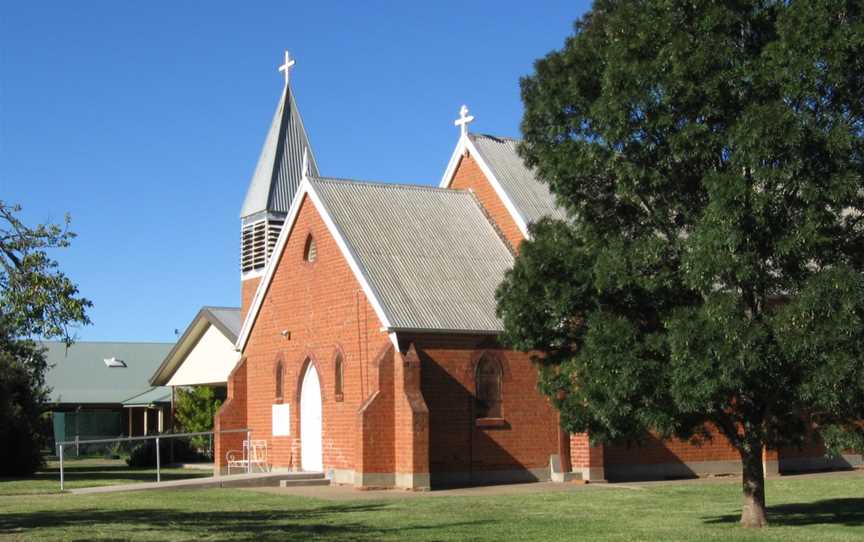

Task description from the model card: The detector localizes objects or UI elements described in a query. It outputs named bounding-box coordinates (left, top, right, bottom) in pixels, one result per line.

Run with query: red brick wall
left=241, top=277, right=261, bottom=322
left=779, top=441, right=827, bottom=460
left=775, top=426, right=862, bottom=472
left=603, top=425, right=740, bottom=467
left=570, top=433, right=604, bottom=470
left=405, top=334, right=559, bottom=482
left=394, top=345, right=430, bottom=478
left=214, top=357, right=247, bottom=470
left=449, top=152, right=525, bottom=250
left=777, top=425, right=830, bottom=460
left=240, top=194, right=392, bottom=472
left=570, top=424, right=852, bottom=481
left=356, top=345, right=395, bottom=475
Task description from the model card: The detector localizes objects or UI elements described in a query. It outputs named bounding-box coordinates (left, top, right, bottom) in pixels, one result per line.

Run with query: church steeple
left=240, top=51, right=319, bottom=278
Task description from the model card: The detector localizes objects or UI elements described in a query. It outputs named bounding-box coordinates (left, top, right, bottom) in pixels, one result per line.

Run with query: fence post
left=156, top=436, right=161, bottom=483
left=59, top=444, right=64, bottom=491
left=246, top=430, right=252, bottom=474
left=75, top=435, right=79, bottom=457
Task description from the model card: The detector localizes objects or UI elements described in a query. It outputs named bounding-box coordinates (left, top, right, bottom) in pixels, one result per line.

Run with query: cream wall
left=167, top=324, right=240, bottom=386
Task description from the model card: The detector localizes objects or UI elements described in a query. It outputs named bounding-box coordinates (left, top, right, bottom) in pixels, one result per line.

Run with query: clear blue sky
left=1, top=1, right=590, bottom=342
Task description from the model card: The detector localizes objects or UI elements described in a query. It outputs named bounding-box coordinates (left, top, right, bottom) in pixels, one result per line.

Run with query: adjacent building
left=149, top=306, right=241, bottom=390
left=44, top=341, right=173, bottom=445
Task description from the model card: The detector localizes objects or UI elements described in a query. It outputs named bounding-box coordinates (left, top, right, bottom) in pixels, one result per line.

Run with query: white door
left=300, top=363, right=323, bottom=472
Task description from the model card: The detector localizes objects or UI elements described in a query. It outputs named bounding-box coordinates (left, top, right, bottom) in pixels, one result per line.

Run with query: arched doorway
left=299, top=363, right=323, bottom=472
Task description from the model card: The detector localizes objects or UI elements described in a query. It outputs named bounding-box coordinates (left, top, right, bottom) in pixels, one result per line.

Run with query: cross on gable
left=454, top=104, right=475, bottom=136
left=279, top=50, right=296, bottom=86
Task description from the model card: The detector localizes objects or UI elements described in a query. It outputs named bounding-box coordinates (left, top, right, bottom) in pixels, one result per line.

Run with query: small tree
left=497, top=1, right=864, bottom=528
left=1, top=201, right=91, bottom=474
left=1, top=202, right=91, bottom=342
left=174, top=386, right=222, bottom=453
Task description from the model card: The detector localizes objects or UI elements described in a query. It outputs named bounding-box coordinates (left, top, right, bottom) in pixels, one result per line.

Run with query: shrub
left=125, top=438, right=204, bottom=468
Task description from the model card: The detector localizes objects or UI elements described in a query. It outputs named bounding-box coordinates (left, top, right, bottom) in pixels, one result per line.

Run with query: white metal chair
left=226, top=439, right=269, bottom=474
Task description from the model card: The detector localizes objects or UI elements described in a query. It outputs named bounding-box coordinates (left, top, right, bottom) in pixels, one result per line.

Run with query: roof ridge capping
left=470, top=133, right=521, bottom=143
left=310, top=175, right=471, bottom=194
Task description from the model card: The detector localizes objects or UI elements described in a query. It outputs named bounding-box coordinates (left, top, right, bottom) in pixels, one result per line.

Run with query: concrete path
left=69, top=471, right=323, bottom=495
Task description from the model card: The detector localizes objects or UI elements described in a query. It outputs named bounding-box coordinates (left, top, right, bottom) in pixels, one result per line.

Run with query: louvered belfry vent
left=241, top=216, right=285, bottom=274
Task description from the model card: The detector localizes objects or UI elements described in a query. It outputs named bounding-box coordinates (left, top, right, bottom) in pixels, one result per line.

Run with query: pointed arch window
left=275, top=359, right=284, bottom=401
left=303, top=234, right=317, bottom=263
left=475, top=357, right=503, bottom=419
left=334, top=353, right=344, bottom=401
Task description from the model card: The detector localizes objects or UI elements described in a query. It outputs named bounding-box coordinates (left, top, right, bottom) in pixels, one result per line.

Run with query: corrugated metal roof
left=241, top=85, right=319, bottom=219
left=43, top=341, right=173, bottom=405
left=469, top=133, right=567, bottom=225
left=310, top=177, right=514, bottom=333
left=205, top=307, right=241, bottom=342
left=122, top=387, right=172, bottom=406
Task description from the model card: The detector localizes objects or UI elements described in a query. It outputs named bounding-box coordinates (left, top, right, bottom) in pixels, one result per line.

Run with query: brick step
left=276, top=472, right=326, bottom=481
left=219, top=471, right=326, bottom=488
left=279, top=477, right=330, bottom=488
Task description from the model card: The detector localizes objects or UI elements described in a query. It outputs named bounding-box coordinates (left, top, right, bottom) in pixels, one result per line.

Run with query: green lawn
left=1, top=471, right=862, bottom=541
left=0, top=458, right=211, bottom=496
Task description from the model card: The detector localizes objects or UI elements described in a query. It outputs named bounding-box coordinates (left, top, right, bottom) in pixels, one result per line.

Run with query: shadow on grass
left=0, top=502, right=491, bottom=541
left=703, top=498, right=864, bottom=527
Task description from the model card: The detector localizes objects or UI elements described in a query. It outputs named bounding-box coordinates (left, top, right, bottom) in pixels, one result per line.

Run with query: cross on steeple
left=454, top=104, right=475, bottom=136
left=278, top=50, right=296, bottom=87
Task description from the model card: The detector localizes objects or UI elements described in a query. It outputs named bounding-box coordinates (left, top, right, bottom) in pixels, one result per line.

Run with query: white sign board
left=272, top=404, right=290, bottom=436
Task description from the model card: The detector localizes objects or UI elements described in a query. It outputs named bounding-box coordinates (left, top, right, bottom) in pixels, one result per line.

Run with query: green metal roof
left=122, top=387, right=172, bottom=406
left=43, top=341, right=174, bottom=405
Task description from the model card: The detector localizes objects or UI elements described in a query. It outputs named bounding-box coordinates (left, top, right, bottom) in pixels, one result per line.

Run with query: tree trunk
left=740, top=445, right=768, bottom=528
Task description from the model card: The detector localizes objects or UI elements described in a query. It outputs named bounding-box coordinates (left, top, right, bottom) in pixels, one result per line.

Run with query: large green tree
left=497, top=0, right=864, bottom=528
left=1, top=201, right=91, bottom=474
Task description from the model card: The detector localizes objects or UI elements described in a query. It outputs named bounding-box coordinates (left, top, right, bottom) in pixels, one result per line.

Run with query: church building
left=213, top=52, right=862, bottom=490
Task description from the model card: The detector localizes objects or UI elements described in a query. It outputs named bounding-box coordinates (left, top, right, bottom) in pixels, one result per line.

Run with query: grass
left=0, top=471, right=862, bottom=541
left=0, top=458, right=211, bottom=496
